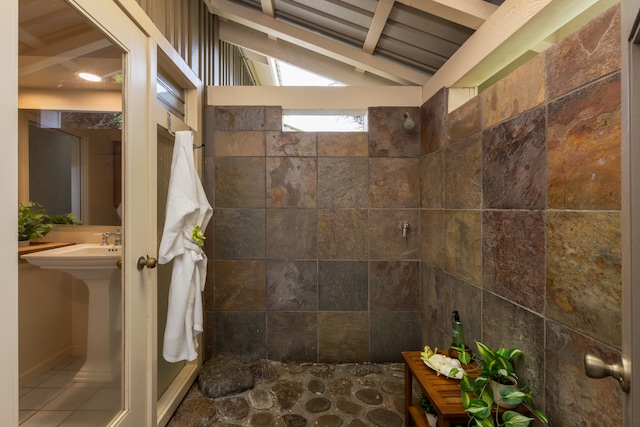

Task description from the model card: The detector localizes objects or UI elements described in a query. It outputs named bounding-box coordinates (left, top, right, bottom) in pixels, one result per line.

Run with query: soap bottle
left=451, top=311, right=465, bottom=348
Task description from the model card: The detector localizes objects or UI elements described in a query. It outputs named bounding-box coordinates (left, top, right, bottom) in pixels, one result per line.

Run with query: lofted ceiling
left=205, top=0, right=618, bottom=89
left=18, top=0, right=123, bottom=93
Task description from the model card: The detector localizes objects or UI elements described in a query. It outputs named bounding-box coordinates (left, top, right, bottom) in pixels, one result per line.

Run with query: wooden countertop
left=18, top=241, right=76, bottom=259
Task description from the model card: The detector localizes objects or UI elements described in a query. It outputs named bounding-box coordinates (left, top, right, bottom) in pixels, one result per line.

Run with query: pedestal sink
left=22, top=243, right=122, bottom=383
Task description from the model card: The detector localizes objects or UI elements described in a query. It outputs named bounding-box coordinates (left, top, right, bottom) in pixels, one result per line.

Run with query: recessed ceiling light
left=78, top=72, right=102, bottom=82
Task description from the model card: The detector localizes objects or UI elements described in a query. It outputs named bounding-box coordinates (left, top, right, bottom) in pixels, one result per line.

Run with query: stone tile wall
left=203, top=106, right=423, bottom=363
left=420, top=5, right=622, bottom=426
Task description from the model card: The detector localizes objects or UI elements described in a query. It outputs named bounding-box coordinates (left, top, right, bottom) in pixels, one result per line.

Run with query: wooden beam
left=219, top=20, right=400, bottom=86
left=362, top=0, right=394, bottom=54
left=422, top=0, right=604, bottom=101
left=260, top=0, right=275, bottom=18
left=208, top=0, right=429, bottom=85
left=397, top=0, right=496, bottom=30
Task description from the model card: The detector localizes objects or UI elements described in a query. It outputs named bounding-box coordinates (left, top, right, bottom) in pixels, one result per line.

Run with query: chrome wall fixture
left=402, top=112, right=416, bottom=130
left=400, top=220, right=410, bottom=238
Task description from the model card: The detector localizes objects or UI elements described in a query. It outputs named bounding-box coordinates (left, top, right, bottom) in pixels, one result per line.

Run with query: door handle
left=137, top=255, right=158, bottom=270
left=584, top=353, right=630, bottom=393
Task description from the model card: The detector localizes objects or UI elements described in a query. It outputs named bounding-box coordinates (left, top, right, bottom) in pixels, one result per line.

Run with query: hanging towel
left=158, top=130, right=213, bottom=363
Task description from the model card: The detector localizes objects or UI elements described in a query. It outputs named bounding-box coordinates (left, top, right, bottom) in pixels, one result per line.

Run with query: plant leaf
left=500, top=388, right=526, bottom=405
left=460, top=375, right=475, bottom=393
left=466, top=399, right=491, bottom=419
left=458, top=350, right=471, bottom=365
left=476, top=342, right=495, bottom=361
left=532, top=409, right=549, bottom=425
left=502, top=411, right=533, bottom=427
left=474, top=417, right=495, bottom=427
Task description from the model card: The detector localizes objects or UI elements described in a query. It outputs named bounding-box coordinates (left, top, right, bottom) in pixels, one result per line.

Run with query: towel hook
left=166, top=111, right=204, bottom=149
left=167, top=111, right=176, bottom=137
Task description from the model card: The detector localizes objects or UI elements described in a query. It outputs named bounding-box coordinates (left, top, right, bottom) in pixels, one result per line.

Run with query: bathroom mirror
left=18, top=0, right=124, bottom=227
left=19, top=109, right=122, bottom=226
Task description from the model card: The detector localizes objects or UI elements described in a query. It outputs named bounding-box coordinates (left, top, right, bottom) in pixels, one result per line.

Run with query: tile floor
left=19, top=357, right=120, bottom=427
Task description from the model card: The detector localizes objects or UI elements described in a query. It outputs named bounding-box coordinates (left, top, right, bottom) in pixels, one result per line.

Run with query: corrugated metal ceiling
left=208, top=0, right=504, bottom=85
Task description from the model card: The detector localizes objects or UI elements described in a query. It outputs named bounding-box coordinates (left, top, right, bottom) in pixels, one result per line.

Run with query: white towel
left=158, top=131, right=213, bottom=362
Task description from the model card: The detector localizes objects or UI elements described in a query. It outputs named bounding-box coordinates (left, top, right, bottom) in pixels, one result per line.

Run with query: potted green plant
left=419, top=392, right=438, bottom=427
left=18, top=202, right=53, bottom=245
left=454, top=341, right=549, bottom=427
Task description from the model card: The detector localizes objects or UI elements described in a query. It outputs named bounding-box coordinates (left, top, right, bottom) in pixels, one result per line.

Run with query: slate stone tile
left=213, top=131, right=265, bottom=157
left=215, top=311, right=266, bottom=361
left=437, top=272, right=481, bottom=350
left=482, top=293, right=545, bottom=398
left=318, top=312, right=369, bottom=363
left=266, top=131, right=317, bottom=156
left=370, top=312, right=421, bottom=362
left=444, top=210, right=482, bottom=286
left=370, top=261, right=420, bottom=311
left=546, top=211, right=621, bottom=347
left=267, top=312, right=317, bottom=362
left=482, top=106, right=546, bottom=210
left=318, top=261, right=368, bottom=311
left=447, top=95, right=480, bottom=143
left=318, top=158, right=368, bottom=208
left=546, top=4, right=620, bottom=101
left=369, top=158, right=420, bottom=208
left=214, top=260, right=266, bottom=311
left=266, top=209, right=318, bottom=259
left=444, top=133, right=482, bottom=209
left=266, top=260, right=318, bottom=311
left=420, top=88, right=447, bottom=155
left=317, top=132, right=368, bottom=156
left=214, top=209, right=265, bottom=259
left=420, top=264, right=443, bottom=348
left=368, top=107, right=421, bottom=157
left=421, top=151, right=444, bottom=209
left=318, top=209, right=368, bottom=259
left=482, top=210, right=545, bottom=313
left=546, top=320, right=622, bottom=426
left=547, top=73, right=621, bottom=210
left=265, top=106, right=283, bottom=131
left=211, top=106, right=266, bottom=131
left=267, top=157, right=317, bottom=208
left=420, top=209, right=445, bottom=269
left=215, top=157, right=265, bottom=208
left=480, top=53, right=545, bottom=130
left=368, top=209, right=419, bottom=260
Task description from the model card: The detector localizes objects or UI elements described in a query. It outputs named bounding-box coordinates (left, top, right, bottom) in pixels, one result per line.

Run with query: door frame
left=622, top=0, right=639, bottom=424
left=0, top=0, right=20, bottom=425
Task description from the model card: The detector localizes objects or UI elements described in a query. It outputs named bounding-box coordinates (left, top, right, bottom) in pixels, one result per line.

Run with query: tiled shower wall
left=203, top=106, right=423, bottom=363
left=420, top=5, right=622, bottom=426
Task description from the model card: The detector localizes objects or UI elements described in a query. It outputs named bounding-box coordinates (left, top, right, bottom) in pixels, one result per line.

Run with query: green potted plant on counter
left=18, top=202, right=53, bottom=246
left=455, top=341, right=548, bottom=427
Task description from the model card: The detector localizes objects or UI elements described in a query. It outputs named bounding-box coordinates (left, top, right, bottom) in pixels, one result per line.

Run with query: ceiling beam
left=207, top=0, right=429, bottom=85
left=362, top=0, right=395, bottom=55
left=260, top=0, right=275, bottom=18
left=19, top=39, right=114, bottom=77
left=422, top=0, right=606, bottom=101
left=219, top=20, right=400, bottom=86
left=397, top=0, right=496, bottom=30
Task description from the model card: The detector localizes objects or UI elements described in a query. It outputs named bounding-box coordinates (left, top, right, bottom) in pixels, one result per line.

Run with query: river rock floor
left=167, top=360, right=408, bottom=427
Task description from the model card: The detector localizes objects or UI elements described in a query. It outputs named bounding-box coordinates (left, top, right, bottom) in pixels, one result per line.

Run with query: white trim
left=207, top=85, right=422, bottom=109
left=0, top=0, right=19, bottom=424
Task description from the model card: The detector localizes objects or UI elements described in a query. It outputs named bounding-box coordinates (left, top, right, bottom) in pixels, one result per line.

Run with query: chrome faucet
left=101, top=228, right=121, bottom=246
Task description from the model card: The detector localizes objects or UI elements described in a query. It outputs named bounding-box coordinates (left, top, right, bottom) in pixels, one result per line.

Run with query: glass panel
left=156, top=129, right=185, bottom=397
left=18, top=1, right=124, bottom=425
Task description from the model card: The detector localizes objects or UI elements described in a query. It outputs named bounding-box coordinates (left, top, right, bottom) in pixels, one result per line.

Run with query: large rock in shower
left=198, top=355, right=254, bottom=398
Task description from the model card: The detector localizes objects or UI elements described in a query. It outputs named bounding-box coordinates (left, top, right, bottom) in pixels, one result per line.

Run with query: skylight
left=272, top=60, right=366, bottom=132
